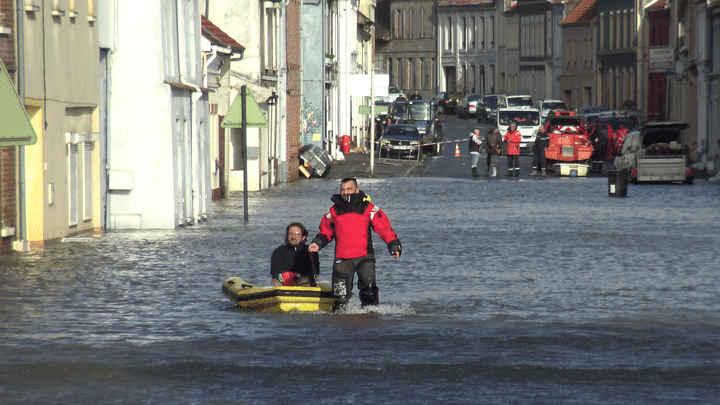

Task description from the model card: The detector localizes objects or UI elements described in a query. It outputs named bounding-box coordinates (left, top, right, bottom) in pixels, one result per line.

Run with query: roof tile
left=560, top=0, right=597, bottom=25
left=201, top=15, right=245, bottom=51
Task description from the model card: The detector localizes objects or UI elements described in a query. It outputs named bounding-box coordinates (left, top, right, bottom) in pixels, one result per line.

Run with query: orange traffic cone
left=455, top=143, right=461, bottom=157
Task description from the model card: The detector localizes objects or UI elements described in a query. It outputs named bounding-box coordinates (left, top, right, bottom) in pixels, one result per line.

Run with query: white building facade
left=437, top=0, right=498, bottom=95
left=101, top=0, right=210, bottom=229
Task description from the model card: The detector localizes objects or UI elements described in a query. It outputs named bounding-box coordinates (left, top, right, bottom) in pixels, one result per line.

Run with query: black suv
left=476, top=94, right=501, bottom=123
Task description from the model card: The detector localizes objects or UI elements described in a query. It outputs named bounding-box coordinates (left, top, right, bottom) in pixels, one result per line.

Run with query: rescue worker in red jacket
left=309, top=177, right=402, bottom=311
left=614, top=122, right=629, bottom=155
left=503, top=122, right=522, bottom=177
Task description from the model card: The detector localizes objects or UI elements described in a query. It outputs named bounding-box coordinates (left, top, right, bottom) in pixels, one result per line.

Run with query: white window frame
left=66, top=132, right=98, bottom=225
left=83, top=141, right=93, bottom=221
left=68, top=143, right=79, bottom=226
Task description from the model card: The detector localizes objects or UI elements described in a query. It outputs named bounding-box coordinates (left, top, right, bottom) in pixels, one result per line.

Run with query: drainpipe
left=15, top=0, right=28, bottom=251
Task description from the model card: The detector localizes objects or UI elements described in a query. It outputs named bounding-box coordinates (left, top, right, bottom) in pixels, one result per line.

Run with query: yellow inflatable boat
left=222, top=277, right=335, bottom=313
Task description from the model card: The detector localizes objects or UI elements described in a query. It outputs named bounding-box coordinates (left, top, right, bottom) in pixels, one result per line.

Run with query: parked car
left=534, top=99, right=569, bottom=126
left=432, top=92, right=457, bottom=115
left=405, top=99, right=445, bottom=155
left=476, top=94, right=500, bottom=123
left=497, top=107, right=540, bottom=154
left=377, top=124, right=423, bottom=161
left=613, top=121, right=693, bottom=184
left=457, top=93, right=481, bottom=119
left=498, top=94, right=534, bottom=109
left=596, top=110, right=641, bottom=132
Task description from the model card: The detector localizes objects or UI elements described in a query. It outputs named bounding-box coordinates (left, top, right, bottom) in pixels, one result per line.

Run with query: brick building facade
left=286, top=0, right=302, bottom=181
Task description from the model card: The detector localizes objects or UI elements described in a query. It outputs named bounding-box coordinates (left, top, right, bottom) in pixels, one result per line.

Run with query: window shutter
left=84, top=142, right=93, bottom=220
left=69, top=144, right=79, bottom=225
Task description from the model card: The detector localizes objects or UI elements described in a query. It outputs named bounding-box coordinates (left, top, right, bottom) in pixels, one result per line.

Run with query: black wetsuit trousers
left=332, top=255, right=376, bottom=305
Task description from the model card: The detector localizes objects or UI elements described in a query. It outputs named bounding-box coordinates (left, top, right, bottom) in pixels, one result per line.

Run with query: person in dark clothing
left=409, top=90, right=422, bottom=100
left=531, top=129, right=550, bottom=176
left=270, top=222, right=319, bottom=287
left=484, top=127, right=502, bottom=177
left=309, top=178, right=402, bottom=311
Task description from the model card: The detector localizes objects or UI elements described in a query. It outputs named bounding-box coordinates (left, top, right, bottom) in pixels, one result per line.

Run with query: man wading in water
left=308, top=178, right=402, bottom=311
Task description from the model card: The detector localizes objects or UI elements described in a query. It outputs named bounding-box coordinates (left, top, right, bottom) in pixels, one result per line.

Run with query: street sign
left=649, top=47, right=674, bottom=70
left=0, top=58, right=37, bottom=146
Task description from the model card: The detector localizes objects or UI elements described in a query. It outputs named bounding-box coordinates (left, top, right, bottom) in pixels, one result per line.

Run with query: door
left=647, top=72, right=666, bottom=121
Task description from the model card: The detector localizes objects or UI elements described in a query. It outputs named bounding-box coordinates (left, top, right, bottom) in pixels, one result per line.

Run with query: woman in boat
left=270, top=222, right=319, bottom=287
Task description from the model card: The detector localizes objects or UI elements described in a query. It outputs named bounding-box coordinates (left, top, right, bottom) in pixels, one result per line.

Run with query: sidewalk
left=325, top=151, right=418, bottom=180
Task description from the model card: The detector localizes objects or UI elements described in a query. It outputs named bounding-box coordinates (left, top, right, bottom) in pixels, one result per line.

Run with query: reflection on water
left=1, top=177, right=719, bottom=404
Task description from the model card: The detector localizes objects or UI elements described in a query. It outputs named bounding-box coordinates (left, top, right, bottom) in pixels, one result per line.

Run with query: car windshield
left=408, top=104, right=432, bottom=121
left=467, top=94, right=480, bottom=102
left=391, top=104, right=407, bottom=115
left=384, top=127, right=420, bottom=138
left=541, top=102, right=567, bottom=110
left=484, top=96, right=498, bottom=109
left=499, top=111, right=539, bottom=126
left=507, top=97, right=534, bottom=107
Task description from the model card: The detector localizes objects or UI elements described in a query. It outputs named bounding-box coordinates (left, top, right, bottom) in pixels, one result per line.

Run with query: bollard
left=607, top=169, right=628, bottom=197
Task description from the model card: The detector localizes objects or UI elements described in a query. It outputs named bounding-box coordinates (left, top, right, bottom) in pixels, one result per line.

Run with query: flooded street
left=2, top=176, right=719, bottom=404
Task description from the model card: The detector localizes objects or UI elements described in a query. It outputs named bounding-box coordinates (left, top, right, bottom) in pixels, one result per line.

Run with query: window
left=489, top=16, right=494, bottom=48
left=445, top=17, right=452, bottom=50
left=161, top=0, right=179, bottom=78
left=470, top=64, right=475, bottom=93
left=608, top=11, right=617, bottom=49
left=460, top=17, right=466, bottom=50
left=479, top=17, right=485, bottom=49
left=262, top=4, right=279, bottom=73
left=469, top=17, right=475, bottom=49
left=84, top=142, right=93, bottom=220
left=69, top=143, right=79, bottom=226
left=599, top=12, right=605, bottom=51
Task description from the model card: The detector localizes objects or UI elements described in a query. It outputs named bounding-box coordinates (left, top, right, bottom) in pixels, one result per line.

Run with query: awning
left=222, top=86, right=268, bottom=128
left=0, top=59, right=37, bottom=146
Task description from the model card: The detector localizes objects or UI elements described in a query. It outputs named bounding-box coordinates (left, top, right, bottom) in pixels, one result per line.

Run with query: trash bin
left=607, top=169, right=628, bottom=197
left=299, top=144, right=332, bottom=177
left=341, top=135, right=351, bottom=154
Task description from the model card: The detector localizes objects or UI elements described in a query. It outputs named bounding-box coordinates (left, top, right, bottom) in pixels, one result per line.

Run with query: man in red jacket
left=309, top=178, right=402, bottom=311
left=503, top=122, right=522, bottom=177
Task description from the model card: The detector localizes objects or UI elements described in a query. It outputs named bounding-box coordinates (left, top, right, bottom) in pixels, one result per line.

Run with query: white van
left=496, top=108, right=541, bottom=154
left=497, top=94, right=534, bottom=109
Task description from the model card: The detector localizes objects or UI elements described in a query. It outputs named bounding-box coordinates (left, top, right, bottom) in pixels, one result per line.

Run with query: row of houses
left=0, top=0, right=377, bottom=252
left=2, top=0, right=718, bottom=252
left=377, top=0, right=720, bottom=174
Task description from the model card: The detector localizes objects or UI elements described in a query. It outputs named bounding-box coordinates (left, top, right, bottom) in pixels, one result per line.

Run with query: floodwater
left=1, top=177, right=719, bottom=404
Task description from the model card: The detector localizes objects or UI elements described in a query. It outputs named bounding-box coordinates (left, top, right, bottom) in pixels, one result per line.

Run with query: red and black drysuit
left=270, top=242, right=319, bottom=286
left=311, top=191, right=401, bottom=309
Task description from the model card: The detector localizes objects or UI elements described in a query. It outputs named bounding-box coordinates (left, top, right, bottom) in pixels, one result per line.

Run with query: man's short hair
left=286, top=222, right=309, bottom=237
left=341, top=177, right=358, bottom=187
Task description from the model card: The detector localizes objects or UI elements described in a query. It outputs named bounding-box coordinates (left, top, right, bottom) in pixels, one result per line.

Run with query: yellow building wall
left=24, top=103, right=44, bottom=245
